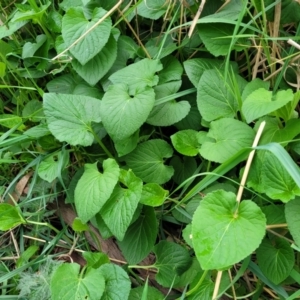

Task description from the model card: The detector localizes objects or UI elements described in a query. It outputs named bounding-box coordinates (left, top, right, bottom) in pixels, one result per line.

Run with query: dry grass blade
left=188, top=0, right=206, bottom=38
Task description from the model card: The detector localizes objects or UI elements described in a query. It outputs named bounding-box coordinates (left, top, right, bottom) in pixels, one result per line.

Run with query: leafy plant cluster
left=1, top=0, right=300, bottom=299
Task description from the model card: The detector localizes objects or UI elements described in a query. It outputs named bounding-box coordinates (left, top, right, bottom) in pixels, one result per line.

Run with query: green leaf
left=140, top=183, right=168, bottom=206
left=191, top=190, right=266, bottom=270
left=153, top=80, right=181, bottom=100
left=198, top=23, right=249, bottom=57
left=256, top=143, right=300, bottom=190
left=276, top=91, right=300, bottom=122
left=72, top=34, right=117, bottom=86
left=95, top=213, right=113, bottom=240
left=171, top=156, right=197, bottom=185
left=175, top=98, right=202, bottom=131
left=137, top=0, right=167, bottom=20
left=261, top=205, right=286, bottom=225
left=82, top=252, right=110, bottom=269
left=285, top=199, right=300, bottom=247
left=124, top=139, right=174, bottom=184
left=0, top=114, right=25, bottom=131
left=265, top=0, right=300, bottom=23
left=260, top=152, right=300, bottom=202
left=114, top=130, right=139, bottom=157
left=200, top=118, right=255, bottom=163
left=145, top=35, right=177, bottom=59
left=171, top=130, right=200, bottom=156
left=129, top=286, right=164, bottom=300
left=22, top=100, right=44, bottom=122
left=11, top=3, right=51, bottom=22
left=242, top=89, right=294, bottom=123
left=146, top=100, right=190, bottom=126
left=24, top=124, right=51, bottom=138
left=72, top=217, right=89, bottom=232
left=182, top=224, right=193, bottom=248
left=241, top=78, right=270, bottom=101
left=184, top=58, right=232, bottom=88
left=43, top=93, right=102, bottom=146
left=38, top=151, right=69, bottom=183
left=109, top=58, right=163, bottom=89
left=174, top=258, right=202, bottom=288
left=74, top=159, right=120, bottom=223
left=153, top=241, right=192, bottom=287
left=0, top=20, right=28, bottom=39
left=62, top=7, right=112, bottom=64
left=22, top=34, right=47, bottom=59
left=100, top=169, right=143, bottom=241
left=46, top=10, right=62, bottom=33
left=50, top=263, right=105, bottom=300
left=158, top=56, right=183, bottom=84
left=255, top=117, right=300, bottom=146
left=118, top=206, right=158, bottom=264
left=100, top=84, right=155, bottom=141
left=197, top=69, right=239, bottom=121
left=99, top=264, right=131, bottom=300
left=202, top=0, right=245, bottom=21
left=0, top=204, right=25, bottom=231
left=256, top=238, right=295, bottom=284
left=46, top=75, right=103, bottom=98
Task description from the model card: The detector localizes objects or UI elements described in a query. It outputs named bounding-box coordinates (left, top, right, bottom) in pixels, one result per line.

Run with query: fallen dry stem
left=188, top=0, right=206, bottom=38
left=236, top=121, right=266, bottom=203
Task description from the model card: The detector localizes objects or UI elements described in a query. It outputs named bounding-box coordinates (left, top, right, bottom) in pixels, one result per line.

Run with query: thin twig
left=117, top=8, right=151, bottom=58
left=236, top=121, right=266, bottom=204
left=51, top=0, right=123, bottom=61
left=188, top=0, right=206, bottom=38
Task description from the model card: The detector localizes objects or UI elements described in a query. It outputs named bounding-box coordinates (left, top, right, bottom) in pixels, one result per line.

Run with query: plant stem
left=92, top=130, right=114, bottom=159
left=128, top=265, right=155, bottom=270
left=26, top=220, right=73, bottom=245
left=185, top=269, right=208, bottom=296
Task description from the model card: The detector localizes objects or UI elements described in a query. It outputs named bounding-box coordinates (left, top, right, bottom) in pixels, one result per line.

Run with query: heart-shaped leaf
left=171, top=129, right=200, bottom=156
left=242, top=89, right=294, bottom=123
left=192, top=190, right=266, bottom=270
left=124, top=139, right=174, bottom=184
left=0, top=204, right=25, bottom=231
left=75, top=159, right=119, bottom=223
left=109, top=58, right=163, bottom=89
left=140, top=183, right=168, bottom=206
left=50, top=263, right=105, bottom=300
left=98, top=264, right=131, bottom=300
left=153, top=241, right=192, bottom=287
left=200, top=118, right=255, bottom=163
left=43, top=93, right=102, bottom=146
left=72, top=34, right=117, bottom=86
left=197, top=69, right=239, bottom=122
left=256, top=238, right=295, bottom=284
left=146, top=100, right=190, bottom=126
left=100, top=84, right=155, bottom=141
left=118, top=206, right=158, bottom=264
left=62, top=7, right=111, bottom=64
left=100, top=169, right=143, bottom=241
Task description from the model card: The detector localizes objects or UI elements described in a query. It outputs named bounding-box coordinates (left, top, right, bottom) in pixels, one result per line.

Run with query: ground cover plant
left=1, top=0, right=300, bottom=299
